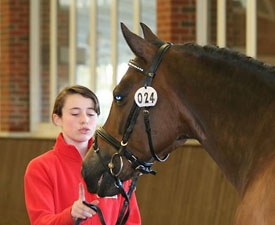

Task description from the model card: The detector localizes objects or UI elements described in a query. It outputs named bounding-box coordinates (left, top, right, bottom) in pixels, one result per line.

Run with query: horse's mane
left=182, top=43, right=275, bottom=75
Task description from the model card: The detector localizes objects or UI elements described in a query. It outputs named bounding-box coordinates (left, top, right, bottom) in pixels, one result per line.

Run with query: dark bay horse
left=82, top=23, right=275, bottom=224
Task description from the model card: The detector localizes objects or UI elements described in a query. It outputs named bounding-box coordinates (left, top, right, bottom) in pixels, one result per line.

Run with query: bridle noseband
left=78, top=42, right=172, bottom=225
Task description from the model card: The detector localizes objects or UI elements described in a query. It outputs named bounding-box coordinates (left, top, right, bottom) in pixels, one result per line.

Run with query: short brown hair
left=52, top=85, right=100, bottom=122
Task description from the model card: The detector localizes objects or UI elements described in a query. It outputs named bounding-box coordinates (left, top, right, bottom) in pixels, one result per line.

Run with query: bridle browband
left=79, top=42, right=172, bottom=225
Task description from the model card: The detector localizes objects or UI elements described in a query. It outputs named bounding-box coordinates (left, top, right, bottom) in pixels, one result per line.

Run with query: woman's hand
left=71, top=183, right=99, bottom=220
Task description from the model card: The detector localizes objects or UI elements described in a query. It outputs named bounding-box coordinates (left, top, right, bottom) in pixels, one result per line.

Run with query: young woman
left=24, top=85, right=141, bottom=225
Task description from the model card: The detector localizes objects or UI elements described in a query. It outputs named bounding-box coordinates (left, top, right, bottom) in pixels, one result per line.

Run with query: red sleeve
left=24, top=159, right=74, bottom=225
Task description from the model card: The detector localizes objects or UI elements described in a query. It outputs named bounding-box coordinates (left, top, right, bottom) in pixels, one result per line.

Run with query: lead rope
left=74, top=202, right=107, bottom=225
left=74, top=175, right=139, bottom=225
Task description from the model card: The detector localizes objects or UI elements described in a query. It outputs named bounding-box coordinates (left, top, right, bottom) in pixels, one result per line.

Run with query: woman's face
left=53, top=93, right=98, bottom=145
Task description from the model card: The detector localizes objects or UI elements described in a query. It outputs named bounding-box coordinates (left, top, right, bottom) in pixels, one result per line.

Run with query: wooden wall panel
left=0, top=138, right=55, bottom=225
left=135, top=145, right=240, bottom=225
left=0, top=138, right=239, bottom=225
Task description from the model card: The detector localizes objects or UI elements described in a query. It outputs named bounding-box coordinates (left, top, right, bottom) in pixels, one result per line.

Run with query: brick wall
left=157, top=0, right=196, bottom=43
left=258, top=14, right=275, bottom=55
left=0, top=0, right=30, bottom=131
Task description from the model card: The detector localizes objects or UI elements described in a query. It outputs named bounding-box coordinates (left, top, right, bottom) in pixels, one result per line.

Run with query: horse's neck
left=172, top=53, right=275, bottom=194
left=235, top=152, right=275, bottom=223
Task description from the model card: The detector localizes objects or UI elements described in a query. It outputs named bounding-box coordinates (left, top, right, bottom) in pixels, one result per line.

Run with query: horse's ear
left=120, top=22, right=155, bottom=62
left=140, top=22, right=160, bottom=42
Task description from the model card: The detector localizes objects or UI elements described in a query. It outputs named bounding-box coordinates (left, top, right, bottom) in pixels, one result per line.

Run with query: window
left=31, top=0, right=156, bottom=137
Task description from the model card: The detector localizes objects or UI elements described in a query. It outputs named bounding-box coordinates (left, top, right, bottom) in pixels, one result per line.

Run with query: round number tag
left=134, top=86, right=158, bottom=107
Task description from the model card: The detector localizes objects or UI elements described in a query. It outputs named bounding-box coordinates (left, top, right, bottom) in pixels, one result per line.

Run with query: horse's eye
left=114, top=95, right=123, bottom=103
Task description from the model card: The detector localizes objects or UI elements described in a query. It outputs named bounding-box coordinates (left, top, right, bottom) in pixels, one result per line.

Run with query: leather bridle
left=93, top=42, right=172, bottom=177
left=78, top=42, right=172, bottom=225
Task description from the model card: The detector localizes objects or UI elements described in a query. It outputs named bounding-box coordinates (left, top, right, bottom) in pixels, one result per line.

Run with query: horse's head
left=82, top=23, right=198, bottom=197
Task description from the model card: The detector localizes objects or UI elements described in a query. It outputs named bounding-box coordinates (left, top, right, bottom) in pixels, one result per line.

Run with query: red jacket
left=24, top=133, right=141, bottom=225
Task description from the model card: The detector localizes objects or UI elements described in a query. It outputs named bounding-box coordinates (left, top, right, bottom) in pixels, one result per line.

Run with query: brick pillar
left=0, top=0, right=30, bottom=131
left=157, top=0, right=196, bottom=43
